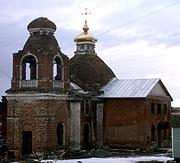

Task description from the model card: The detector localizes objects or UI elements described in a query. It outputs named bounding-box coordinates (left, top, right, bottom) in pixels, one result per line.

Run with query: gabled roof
left=99, top=78, right=173, bottom=100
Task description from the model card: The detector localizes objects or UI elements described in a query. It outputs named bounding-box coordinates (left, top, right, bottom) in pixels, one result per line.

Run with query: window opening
left=163, top=104, right=167, bottom=114
left=22, top=55, right=36, bottom=80
left=157, top=103, right=161, bottom=114
left=84, top=100, right=91, bottom=116
left=26, top=63, right=30, bottom=80
left=53, top=57, right=62, bottom=80
left=151, top=103, right=154, bottom=114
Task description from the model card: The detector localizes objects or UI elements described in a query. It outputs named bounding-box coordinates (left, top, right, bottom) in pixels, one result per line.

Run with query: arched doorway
left=83, top=124, right=90, bottom=148
left=57, top=123, right=64, bottom=147
left=157, top=122, right=162, bottom=148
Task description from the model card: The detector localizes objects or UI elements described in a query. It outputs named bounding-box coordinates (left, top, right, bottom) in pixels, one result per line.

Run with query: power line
left=101, top=50, right=179, bottom=63
left=96, top=0, right=180, bottom=37
left=0, top=69, right=11, bottom=79
left=62, top=0, right=180, bottom=53
left=1, top=1, right=180, bottom=77
left=0, top=0, right=113, bottom=48
left=115, top=62, right=180, bottom=76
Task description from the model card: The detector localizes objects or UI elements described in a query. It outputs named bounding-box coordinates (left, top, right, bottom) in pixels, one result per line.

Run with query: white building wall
left=70, top=102, right=81, bottom=150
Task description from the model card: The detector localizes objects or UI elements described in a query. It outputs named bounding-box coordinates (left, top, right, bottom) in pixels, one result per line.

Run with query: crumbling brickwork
left=6, top=95, right=70, bottom=154
left=103, top=96, right=171, bottom=149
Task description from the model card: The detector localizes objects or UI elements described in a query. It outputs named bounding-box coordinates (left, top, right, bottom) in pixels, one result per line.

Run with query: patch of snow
left=41, top=156, right=173, bottom=163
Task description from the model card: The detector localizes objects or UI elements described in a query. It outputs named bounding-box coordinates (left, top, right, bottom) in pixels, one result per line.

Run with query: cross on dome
left=81, top=8, right=91, bottom=21
left=81, top=8, right=91, bottom=34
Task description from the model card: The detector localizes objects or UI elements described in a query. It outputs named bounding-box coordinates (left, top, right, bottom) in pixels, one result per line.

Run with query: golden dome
left=74, top=20, right=97, bottom=43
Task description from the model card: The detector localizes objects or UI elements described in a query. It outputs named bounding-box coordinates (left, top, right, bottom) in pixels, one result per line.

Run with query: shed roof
left=99, top=78, right=172, bottom=100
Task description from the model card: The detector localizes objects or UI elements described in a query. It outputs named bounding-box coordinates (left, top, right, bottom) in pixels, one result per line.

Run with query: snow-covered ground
left=41, top=156, right=174, bottom=163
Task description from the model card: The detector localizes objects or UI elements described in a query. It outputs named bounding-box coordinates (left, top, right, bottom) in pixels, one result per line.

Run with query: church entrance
left=83, top=124, right=90, bottom=148
left=22, top=131, right=32, bottom=155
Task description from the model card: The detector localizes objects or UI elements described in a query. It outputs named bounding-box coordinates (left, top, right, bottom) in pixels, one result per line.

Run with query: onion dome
left=23, top=17, right=59, bottom=52
left=74, top=20, right=97, bottom=43
left=27, top=17, right=56, bottom=34
left=70, top=54, right=116, bottom=92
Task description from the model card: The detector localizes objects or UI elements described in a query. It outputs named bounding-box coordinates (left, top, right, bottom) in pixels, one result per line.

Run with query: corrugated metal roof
left=99, top=78, right=160, bottom=98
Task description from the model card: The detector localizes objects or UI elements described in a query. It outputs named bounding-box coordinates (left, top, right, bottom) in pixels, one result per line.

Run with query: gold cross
left=81, top=8, right=91, bottom=21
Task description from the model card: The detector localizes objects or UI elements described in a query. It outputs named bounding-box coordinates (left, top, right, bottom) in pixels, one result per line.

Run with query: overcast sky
left=1, top=0, right=180, bottom=106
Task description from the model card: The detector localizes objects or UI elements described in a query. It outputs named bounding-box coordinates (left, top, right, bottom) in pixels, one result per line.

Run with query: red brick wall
left=6, top=95, right=70, bottom=154
left=103, top=98, right=146, bottom=148
left=103, top=96, right=171, bottom=149
left=12, top=50, right=69, bottom=90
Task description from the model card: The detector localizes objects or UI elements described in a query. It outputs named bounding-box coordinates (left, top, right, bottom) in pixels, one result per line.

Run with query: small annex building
left=99, top=78, right=172, bottom=149
left=4, top=17, right=173, bottom=159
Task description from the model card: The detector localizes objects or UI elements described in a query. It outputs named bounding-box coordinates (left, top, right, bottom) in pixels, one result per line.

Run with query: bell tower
left=10, top=17, right=69, bottom=91
left=6, top=17, right=70, bottom=157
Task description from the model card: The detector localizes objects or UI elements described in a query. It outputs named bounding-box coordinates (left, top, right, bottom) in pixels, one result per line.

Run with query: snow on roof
left=99, top=78, right=162, bottom=98
left=70, top=82, right=85, bottom=94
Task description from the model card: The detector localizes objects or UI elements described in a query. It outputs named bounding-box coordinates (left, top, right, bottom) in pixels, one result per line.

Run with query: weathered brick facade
left=6, top=18, right=99, bottom=158
left=5, top=17, right=173, bottom=159
left=6, top=95, right=70, bottom=153
left=103, top=96, right=171, bottom=149
left=6, top=17, right=72, bottom=157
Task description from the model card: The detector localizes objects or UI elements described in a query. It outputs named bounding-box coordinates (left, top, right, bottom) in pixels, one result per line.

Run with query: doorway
left=22, top=131, right=32, bottom=155
left=157, top=123, right=161, bottom=148
left=83, top=124, right=90, bottom=148
left=57, top=123, right=64, bottom=147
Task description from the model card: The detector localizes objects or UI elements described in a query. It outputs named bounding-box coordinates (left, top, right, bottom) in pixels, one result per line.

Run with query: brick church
left=5, top=17, right=172, bottom=157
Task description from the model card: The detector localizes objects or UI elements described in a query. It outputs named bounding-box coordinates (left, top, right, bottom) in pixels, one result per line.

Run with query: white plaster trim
left=20, top=52, right=39, bottom=82
left=29, top=28, right=55, bottom=33
left=6, top=93, right=69, bottom=100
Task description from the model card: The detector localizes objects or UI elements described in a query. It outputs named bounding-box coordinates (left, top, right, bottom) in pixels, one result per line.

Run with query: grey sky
left=1, top=0, right=180, bottom=106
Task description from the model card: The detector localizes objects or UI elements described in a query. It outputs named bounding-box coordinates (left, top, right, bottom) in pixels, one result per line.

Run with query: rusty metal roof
left=99, top=78, right=172, bottom=99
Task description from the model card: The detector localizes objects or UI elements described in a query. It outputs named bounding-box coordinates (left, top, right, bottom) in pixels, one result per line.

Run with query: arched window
left=57, top=123, right=64, bottom=146
left=151, top=125, right=155, bottom=141
left=53, top=56, right=63, bottom=80
left=22, top=55, right=37, bottom=80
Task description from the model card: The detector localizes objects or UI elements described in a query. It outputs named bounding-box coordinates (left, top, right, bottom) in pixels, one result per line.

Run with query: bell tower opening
left=21, top=55, right=37, bottom=80
left=53, top=56, right=63, bottom=80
